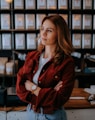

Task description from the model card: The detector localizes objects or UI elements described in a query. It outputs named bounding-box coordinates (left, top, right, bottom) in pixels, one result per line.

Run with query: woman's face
left=40, top=19, right=57, bottom=46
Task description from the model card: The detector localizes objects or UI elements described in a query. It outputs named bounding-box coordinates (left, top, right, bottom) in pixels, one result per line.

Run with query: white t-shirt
left=33, top=53, right=50, bottom=84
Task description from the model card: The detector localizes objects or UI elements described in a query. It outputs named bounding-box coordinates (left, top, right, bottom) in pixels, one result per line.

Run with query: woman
left=16, top=14, right=75, bottom=120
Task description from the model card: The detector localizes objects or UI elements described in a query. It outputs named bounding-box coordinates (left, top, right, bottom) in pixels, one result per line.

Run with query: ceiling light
left=5, top=0, right=13, bottom=3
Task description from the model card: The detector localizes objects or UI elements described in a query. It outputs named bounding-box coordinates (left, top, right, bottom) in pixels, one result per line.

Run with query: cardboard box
left=72, top=0, right=81, bottom=9
left=15, top=34, right=25, bottom=49
left=58, top=0, right=68, bottom=9
left=25, top=14, right=35, bottom=29
left=0, top=0, right=10, bottom=9
left=14, top=0, right=24, bottom=9
left=1, top=14, right=10, bottom=30
left=25, top=0, right=35, bottom=9
left=37, top=0, right=46, bottom=9
left=15, top=14, right=24, bottom=29
left=2, top=34, right=12, bottom=49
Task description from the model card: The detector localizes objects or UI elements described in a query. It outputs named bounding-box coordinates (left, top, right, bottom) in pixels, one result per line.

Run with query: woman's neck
left=43, top=46, right=56, bottom=59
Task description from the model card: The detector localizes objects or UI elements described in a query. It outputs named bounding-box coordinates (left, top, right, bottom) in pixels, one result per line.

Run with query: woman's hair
left=38, top=14, right=74, bottom=65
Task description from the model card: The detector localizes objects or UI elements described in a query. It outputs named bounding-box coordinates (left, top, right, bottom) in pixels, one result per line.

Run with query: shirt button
left=39, top=81, right=41, bottom=84
left=55, top=75, right=58, bottom=79
left=43, top=69, right=45, bottom=72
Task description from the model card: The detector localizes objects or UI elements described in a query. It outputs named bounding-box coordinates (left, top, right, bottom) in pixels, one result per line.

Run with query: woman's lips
left=42, top=38, right=47, bottom=41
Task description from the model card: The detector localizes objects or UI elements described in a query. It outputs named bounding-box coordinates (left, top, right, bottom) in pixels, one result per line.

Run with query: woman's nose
left=42, top=30, right=47, bottom=36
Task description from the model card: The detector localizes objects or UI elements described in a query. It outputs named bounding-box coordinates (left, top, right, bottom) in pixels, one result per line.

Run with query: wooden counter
left=64, top=88, right=95, bottom=109
left=0, top=88, right=95, bottom=111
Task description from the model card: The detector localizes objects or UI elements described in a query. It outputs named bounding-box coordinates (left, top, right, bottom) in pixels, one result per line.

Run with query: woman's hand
left=25, top=80, right=41, bottom=96
left=25, top=80, right=34, bottom=91
left=54, top=81, right=63, bottom=91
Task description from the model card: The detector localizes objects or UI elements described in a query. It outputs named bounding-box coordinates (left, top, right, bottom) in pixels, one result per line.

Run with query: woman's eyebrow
left=47, top=27, right=55, bottom=30
left=43, top=27, right=56, bottom=31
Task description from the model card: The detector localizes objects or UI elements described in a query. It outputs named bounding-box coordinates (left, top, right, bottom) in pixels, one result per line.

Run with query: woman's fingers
left=54, top=81, right=63, bottom=91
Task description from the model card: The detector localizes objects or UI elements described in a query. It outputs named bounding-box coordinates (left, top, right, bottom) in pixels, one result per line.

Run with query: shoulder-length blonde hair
left=37, top=14, right=74, bottom=65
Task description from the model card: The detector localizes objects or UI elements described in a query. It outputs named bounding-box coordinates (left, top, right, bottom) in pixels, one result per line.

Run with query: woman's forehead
left=42, top=20, right=56, bottom=29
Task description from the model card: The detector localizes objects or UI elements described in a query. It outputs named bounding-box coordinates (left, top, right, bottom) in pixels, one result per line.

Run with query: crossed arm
left=25, top=80, right=63, bottom=96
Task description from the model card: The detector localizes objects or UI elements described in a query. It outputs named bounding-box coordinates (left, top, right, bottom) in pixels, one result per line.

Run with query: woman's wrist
left=31, top=84, right=41, bottom=96
left=33, top=86, right=41, bottom=96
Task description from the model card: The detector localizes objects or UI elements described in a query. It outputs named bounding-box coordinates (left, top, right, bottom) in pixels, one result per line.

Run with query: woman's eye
left=40, top=27, right=52, bottom=32
left=47, top=29, right=52, bottom=32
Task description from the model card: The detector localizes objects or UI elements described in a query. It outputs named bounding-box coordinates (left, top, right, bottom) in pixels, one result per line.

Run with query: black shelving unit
left=0, top=0, right=95, bottom=89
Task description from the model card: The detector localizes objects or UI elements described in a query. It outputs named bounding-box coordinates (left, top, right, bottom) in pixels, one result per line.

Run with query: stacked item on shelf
left=83, top=53, right=95, bottom=73
left=0, top=57, right=8, bottom=74
left=0, top=57, right=18, bottom=75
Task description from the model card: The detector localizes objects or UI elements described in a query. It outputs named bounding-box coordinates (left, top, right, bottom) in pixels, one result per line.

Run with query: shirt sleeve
left=16, top=51, right=37, bottom=104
